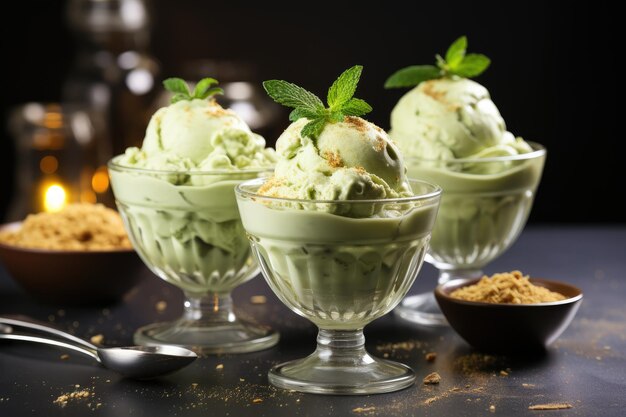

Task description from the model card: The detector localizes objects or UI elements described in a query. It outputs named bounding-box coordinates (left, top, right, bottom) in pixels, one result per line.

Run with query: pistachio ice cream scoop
left=236, top=66, right=441, bottom=395
left=109, top=76, right=279, bottom=354
left=386, top=36, right=546, bottom=326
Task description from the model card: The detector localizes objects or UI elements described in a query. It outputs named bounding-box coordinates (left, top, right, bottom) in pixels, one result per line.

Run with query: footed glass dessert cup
left=108, top=159, right=279, bottom=354
left=395, top=143, right=546, bottom=326
left=236, top=178, right=441, bottom=395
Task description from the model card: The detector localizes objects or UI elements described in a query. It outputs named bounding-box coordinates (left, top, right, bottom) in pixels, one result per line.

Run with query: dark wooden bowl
left=0, top=222, right=145, bottom=305
left=435, top=277, right=583, bottom=353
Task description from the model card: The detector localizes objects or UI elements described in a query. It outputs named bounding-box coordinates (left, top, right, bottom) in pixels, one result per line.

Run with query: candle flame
left=43, top=183, right=68, bottom=212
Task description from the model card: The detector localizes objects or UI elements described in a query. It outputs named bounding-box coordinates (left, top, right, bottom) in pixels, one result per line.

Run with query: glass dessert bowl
left=109, top=160, right=279, bottom=354
left=236, top=178, right=441, bottom=395
left=395, top=143, right=546, bottom=326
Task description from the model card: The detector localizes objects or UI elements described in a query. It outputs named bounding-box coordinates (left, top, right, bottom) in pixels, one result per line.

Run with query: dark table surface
left=1, top=226, right=625, bottom=417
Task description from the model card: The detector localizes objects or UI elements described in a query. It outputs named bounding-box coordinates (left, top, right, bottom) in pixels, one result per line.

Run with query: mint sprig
left=163, top=77, right=224, bottom=103
left=384, top=36, right=491, bottom=89
left=263, top=65, right=372, bottom=140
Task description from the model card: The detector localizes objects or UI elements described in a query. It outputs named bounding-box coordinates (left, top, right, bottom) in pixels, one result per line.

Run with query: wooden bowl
left=435, top=277, right=583, bottom=353
left=0, top=222, right=145, bottom=305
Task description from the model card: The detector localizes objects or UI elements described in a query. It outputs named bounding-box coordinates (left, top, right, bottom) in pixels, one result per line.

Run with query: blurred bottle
left=7, top=103, right=113, bottom=220
left=63, top=0, right=160, bottom=154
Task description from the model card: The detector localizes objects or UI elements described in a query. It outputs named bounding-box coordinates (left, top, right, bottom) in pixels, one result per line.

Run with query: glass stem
left=315, top=328, right=372, bottom=365
left=438, top=268, right=483, bottom=285
left=183, top=292, right=237, bottom=324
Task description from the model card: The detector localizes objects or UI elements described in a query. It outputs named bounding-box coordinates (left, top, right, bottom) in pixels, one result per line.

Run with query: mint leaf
left=384, top=65, right=441, bottom=88
left=170, top=93, right=189, bottom=103
left=340, top=98, right=372, bottom=116
left=385, top=36, right=491, bottom=88
left=193, top=77, right=219, bottom=97
left=197, top=87, right=224, bottom=99
left=301, top=118, right=327, bottom=139
left=163, top=78, right=190, bottom=95
left=451, top=54, right=491, bottom=77
left=327, top=65, right=362, bottom=109
left=289, top=107, right=323, bottom=122
left=445, top=36, right=467, bottom=69
left=264, top=66, right=373, bottom=141
left=263, top=80, right=325, bottom=113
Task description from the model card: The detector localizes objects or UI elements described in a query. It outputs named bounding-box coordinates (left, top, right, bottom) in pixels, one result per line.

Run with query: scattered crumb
left=60, top=354, right=70, bottom=360
left=522, top=383, right=536, bottom=388
left=423, top=372, right=441, bottom=385
left=529, top=403, right=573, bottom=410
left=90, top=334, right=104, bottom=345
left=499, top=370, right=509, bottom=376
left=425, top=352, right=437, bottom=362
left=53, top=389, right=92, bottom=407
left=489, top=405, right=496, bottom=412
left=352, top=406, right=376, bottom=413
left=155, top=301, right=167, bottom=312
left=250, top=295, right=267, bottom=305
left=595, top=356, right=602, bottom=361
left=215, top=364, right=224, bottom=371
left=239, top=378, right=245, bottom=382
left=191, top=383, right=198, bottom=389
left=252, top=398, right=263, bottom=403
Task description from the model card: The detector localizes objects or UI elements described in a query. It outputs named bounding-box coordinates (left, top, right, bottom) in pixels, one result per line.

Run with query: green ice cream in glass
left=236, top=66, right=441, bottom=394
left=385, top=37, right=546, bottom=326
left=109, top=77, right=279, bottom=353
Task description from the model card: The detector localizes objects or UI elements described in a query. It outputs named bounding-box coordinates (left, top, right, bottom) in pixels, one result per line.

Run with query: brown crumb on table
left=90, top=334, right=104, bottom=345
left=522, top=383, right=536, bottom=388
left=450, top=270, right=566, bottom=304
left=499, top=370, right=509, bottom=376
left=352, top=406, right=376, bottom=413
left=53, top=389, right=92, bottom=407
left=252, top=398, right=263, bottom=403
left=529, top=403, right=573, bottom=410
left=489, top=405, right=496, bottom=412
left=191, top=383, right=198, bottom=389
left=250, top=295, right=267, bottom=305
left=155, top=300, right=167, bottom=312
left=60, top=354, right=70, bottom=360
left=425, top=352, right=437, bottom=362
left=423, top=372, right=441, bottom=385
left=215, top=364, right=224, bottom=371
left=0, top=203, right=131, bottom=250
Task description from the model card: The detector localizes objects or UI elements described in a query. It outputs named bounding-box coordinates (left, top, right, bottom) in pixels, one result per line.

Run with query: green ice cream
left=118, top=98, right=275, bottom=183
left=258, top=116, right=411, bottom=216
left=386, top=39, right=545, bottom=270
left=110, top=79, right=275, bottom=294
left=390, top=78, right=532, bottom=166
left=236, top=66, right=441, bottom=329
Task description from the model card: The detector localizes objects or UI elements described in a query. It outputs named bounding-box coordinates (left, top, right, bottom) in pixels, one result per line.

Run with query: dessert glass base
left=269, top=329, right=415, bottom=395
left=236, top=178, right=441, bottom=395
left=134, top=293, right=278, bottom=354
left=396, top=143, right=546, bottom=327
left=109, top=161, right=279, bottom=355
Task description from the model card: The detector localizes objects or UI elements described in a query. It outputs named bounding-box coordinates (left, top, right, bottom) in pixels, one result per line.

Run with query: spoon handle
left=0, top=333, right=100, bottom=361
left=0, top=317, right=98, bottom=351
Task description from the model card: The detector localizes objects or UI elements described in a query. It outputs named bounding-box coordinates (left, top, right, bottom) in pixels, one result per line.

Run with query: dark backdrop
left=1, top=1, right=622, bottom=223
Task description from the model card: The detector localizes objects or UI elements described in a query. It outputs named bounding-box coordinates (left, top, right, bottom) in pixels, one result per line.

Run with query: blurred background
left=0, top=1, right=621, bottom=223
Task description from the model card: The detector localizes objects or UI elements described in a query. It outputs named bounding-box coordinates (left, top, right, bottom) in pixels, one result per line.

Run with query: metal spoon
left=0, top=317, right=197, bottom=379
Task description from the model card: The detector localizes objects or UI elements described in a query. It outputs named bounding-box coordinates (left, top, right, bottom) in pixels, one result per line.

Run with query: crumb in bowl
left=450, top=271, right=566, bottom=304
left=0, top=204, right=132, bottom=250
